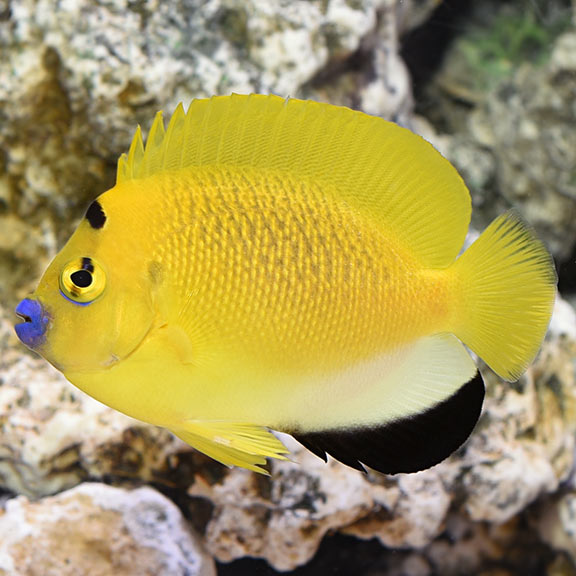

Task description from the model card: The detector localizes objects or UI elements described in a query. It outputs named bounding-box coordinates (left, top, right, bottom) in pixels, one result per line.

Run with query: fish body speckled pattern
left=15, top=95, right=556, bottom=474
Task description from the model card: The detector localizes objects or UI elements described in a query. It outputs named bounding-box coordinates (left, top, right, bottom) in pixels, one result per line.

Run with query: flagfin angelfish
left=14, top=94, right=556, bottom=474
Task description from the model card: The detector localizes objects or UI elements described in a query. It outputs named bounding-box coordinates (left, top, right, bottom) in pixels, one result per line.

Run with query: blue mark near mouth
left=14, top=298, right=49, bottom=350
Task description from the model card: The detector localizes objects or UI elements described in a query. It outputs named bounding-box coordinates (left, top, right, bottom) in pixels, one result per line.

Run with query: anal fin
left=293, top=371, right=485, bottom=474
left=172, top=421, right=290, bottom=474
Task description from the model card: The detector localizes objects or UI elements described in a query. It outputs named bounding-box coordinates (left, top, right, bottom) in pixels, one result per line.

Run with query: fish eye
left=59, top=257, right=106, bottom=304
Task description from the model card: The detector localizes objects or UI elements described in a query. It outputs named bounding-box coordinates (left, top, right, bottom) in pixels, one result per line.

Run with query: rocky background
left=1, top=0, right=576, bottom=574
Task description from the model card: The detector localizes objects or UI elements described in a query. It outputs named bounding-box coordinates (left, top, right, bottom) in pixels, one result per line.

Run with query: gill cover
left=27, top=191, right=159, bottom=373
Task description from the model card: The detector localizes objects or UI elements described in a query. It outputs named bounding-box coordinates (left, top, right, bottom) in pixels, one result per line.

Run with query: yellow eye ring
left=59, top=257, right=106, bottom=304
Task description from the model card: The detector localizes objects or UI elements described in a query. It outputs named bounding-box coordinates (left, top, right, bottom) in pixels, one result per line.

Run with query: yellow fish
left=15, top=94, right=556, bottom=474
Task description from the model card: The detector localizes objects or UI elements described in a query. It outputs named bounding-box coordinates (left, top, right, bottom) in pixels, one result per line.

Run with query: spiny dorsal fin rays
left=162, top=103, right=186, bottom=173
left=115, top=94, right=471, bottom=267
left=116, top=95, right=336, bottom=184
left=128, top=125, right=145, bottom=179
left=117, top=125, right=145, bottom=184
left=142, top=110, right=166, bottom=178
left=117, top=150, right=127, bottom=183
left=117, top=106, right=184, bottom=184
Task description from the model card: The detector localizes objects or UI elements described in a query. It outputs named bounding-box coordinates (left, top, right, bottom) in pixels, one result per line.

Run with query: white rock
left=0, top=483, right=216, bottom=576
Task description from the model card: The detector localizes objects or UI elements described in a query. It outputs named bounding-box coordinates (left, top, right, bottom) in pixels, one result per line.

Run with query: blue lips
left=14, top=298, right=49, bottom=350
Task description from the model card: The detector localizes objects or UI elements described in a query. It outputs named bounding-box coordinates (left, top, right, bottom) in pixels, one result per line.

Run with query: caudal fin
left=452, top=211, right=556, bottom=381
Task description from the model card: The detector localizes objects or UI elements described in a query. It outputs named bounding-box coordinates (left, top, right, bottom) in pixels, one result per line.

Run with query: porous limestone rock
left=536, top=482, right=576, bottom=574
left=424, top=513, right=550, bottom=576
left=396, top=0, right=441, bottom=33
left=416, top=1, right=576, bottom=261
left=538, top=491, right=576, bottom=562
left=461, top=296, right=576, bottom=524
left=2, top=1, right=575, bottom=573
left=427, top=4, right=576, bottom=260
left=3, top=290, right=576, bottom=572
left=0, top=306, right=199, bottom=498
left=0, top=482, right=216, bottom=576
left=191, top=455, right=453, bottom=571
left=468, top=30, right=576, bottom=260
left=0, top=0, right=413, bottom=307
left=186, top=298, right=576, bottom=570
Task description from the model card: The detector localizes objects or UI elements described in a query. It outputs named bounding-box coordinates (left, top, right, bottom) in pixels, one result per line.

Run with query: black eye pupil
left=71, top=270, right=93, bottom=288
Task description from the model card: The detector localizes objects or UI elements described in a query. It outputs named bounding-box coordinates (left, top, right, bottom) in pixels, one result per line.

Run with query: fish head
left=15, top=190, right=158, bottom=373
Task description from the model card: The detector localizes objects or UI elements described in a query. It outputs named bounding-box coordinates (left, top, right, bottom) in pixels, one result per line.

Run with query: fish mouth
left=14, top=298, right=49, bottom=350
left=15, top=311, right=32, bottom=324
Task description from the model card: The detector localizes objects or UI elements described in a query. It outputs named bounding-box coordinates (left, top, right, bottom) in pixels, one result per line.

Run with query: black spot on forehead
left=85, top=200, right=107, bottom=229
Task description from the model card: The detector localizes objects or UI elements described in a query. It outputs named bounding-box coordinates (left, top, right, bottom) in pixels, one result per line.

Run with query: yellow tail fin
left=452, top=211, right=556, bottom=381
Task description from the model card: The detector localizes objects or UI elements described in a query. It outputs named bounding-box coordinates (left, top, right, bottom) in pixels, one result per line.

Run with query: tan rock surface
left=1, top=3, right=575, bottom=573
left=0, top=483, right=216, bottom=576
left=2, top=293, right=576, bottom=571
left=187, top=297, right=576, bottom=570
left=0, top=0, right=413, bottom=308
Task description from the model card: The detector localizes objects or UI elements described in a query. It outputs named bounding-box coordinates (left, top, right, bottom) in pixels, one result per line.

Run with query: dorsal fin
left=116, top=94, right=471, bottom=267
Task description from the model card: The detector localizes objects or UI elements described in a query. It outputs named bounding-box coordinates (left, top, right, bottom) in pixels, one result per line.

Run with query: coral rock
left=0, top=483, right=216, bottom=576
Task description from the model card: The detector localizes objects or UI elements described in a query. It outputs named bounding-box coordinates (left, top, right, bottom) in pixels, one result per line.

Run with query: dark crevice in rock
left=558, top=243, right=576, bottom=295
left=401, top=0, right=475, bottom=108
left=217, top=522, right=558, bottom=575
left=217, top=534, right=396, bottom=576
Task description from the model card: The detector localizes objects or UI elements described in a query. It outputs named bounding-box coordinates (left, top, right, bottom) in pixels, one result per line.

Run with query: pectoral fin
left=172, top=421, right=290, bottom=474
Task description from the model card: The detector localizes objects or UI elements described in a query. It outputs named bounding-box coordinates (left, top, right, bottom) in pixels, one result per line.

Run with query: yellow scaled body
left=15, top=95, right=556, bottom=474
